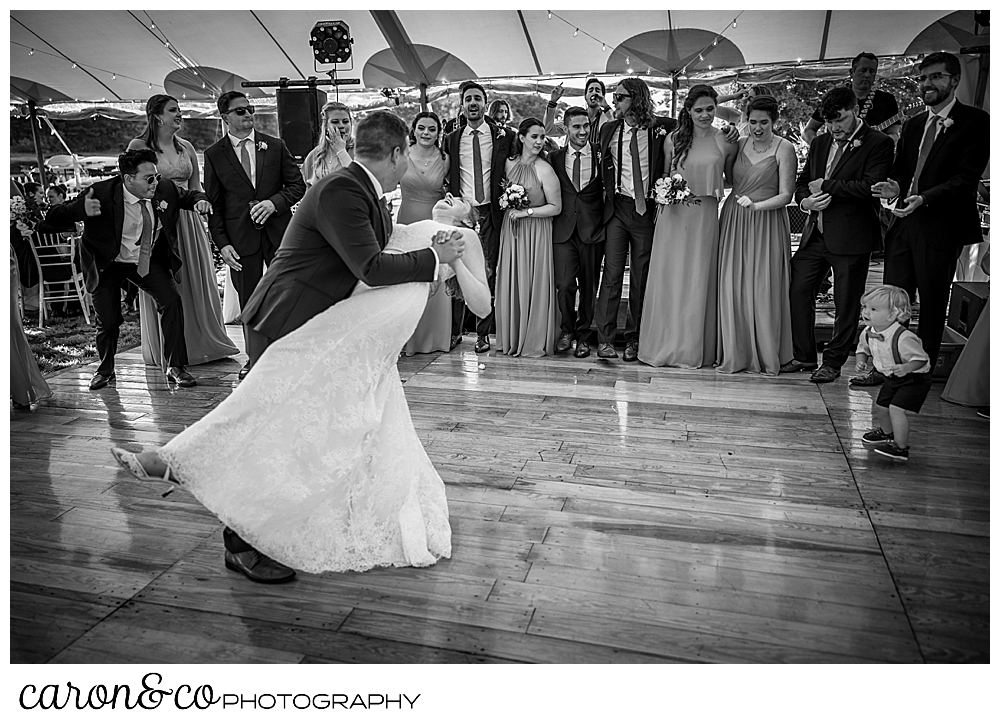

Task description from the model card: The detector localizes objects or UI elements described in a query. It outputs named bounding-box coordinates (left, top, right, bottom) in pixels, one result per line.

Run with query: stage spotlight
left=310, top=20, right=353, bottom=64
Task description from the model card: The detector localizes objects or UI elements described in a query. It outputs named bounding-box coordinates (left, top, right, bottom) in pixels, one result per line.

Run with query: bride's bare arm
left=450, top=229, right=490, bottom=317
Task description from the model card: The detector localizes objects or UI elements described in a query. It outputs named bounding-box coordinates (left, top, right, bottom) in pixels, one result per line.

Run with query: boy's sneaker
left=872, top=441, right=909, bottom=461
left=862, top=428, right=893, bottom=448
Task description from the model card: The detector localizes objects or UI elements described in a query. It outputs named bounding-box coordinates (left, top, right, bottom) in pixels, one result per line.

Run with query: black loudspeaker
left=276, top=88, right=327, bottom=162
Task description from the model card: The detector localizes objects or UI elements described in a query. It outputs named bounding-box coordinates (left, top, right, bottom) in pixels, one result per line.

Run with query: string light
left=732, top=20, right=737, bottom=28
left=601, top=42, right=606, bottom=51
left=573, top=28, right=578, bottom=37
left=111, top=73, right=116, bottom=80
left=148, top=82, right=153, bottom=89
left=28, top=48, right=34, bottom=55
left=547, top=11, right=552, bottom=19
left=150, top=23, right=155, bottom=29
left=71, top=62, right=77, bottom=68
left=625, top=56, right=630, bottom=65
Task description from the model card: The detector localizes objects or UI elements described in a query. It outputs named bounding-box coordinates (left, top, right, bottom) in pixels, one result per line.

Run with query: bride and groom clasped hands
left=113, top=111, right=491, bottom=583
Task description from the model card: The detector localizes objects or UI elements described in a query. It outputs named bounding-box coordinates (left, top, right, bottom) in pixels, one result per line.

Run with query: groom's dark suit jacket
left=240, top=162, right=438, bottom=343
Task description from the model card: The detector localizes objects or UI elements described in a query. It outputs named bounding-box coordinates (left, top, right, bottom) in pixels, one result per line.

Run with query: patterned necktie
left=572, top=151, right=582, bottom=192
left=239, top=138, right=253, bottom=183
left=629, top=127, right=646, bottom=215
left=909, top=115, right=940, bottom=196
left=136, top=200, right=153, bottom=277
left=471, top=129, right=484, bottom=204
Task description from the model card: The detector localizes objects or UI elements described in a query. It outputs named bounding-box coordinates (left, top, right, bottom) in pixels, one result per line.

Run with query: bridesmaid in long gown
left=129, top=95, right=238, bottom=370
left=399, top=111, right=452, bottom=356
left=10, top=247, right=52, bottom=410
left=496, top=118, right=561, bottom=357
left=639, top=85, right=736, bottom=368
left=716, top=95, right=797, bottom=375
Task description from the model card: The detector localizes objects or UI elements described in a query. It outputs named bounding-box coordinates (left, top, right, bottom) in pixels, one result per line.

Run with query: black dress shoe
left=89, top=372, right=116, bottom=390
left=574, top=340, right=591, bottom=358
left=449, top=334, right=462, bottom=351
left=224, top=549, right=296, bottom=584
left=238, top=361, right=252, bottom=380
left=623, top=343, right=639, bottom=362
left=555, top=332, right=573, bottom=353
left=474, top=336, right=490, bottom=353
left=597, top=343, right=618, bottom=359
left=849, top=369, right=886, bottom=387
left=166, top=366, right=197, bottom=387
left=779, top=360, right=818, bottom=374
left=810, top=365, right=840, bottom=383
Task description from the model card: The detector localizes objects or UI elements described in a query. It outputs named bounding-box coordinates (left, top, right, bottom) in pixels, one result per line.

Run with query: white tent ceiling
left=11, top=9, right=983, bottom=108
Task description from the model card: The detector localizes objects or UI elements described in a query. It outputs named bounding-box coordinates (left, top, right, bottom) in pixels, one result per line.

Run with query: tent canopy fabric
left=10, top=9, right=983, bottom=108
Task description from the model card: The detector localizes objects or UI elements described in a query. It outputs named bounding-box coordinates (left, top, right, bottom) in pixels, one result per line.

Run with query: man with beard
left=544, top=77, right=615, bottom=145
left=804, top=52, right=902, bottom=145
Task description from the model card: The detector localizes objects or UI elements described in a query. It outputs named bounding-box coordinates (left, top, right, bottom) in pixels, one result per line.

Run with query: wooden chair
left=30, top=232, right=92, bottom=327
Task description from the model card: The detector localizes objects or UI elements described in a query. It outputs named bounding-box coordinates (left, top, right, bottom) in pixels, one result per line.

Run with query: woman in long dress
left=302, top=101, right=354, bottom=187
left=10, top=247, right=52, bottom=410
left=111, top=198, right=490, bottom=574
left=399, top=111, right=452, bottom=355
left=129, top=95, right=239, bottom=370
left=495, top=117, right=561, bottom=357
left=716, top=95, right=796, bottom=375
left=639, top=85, right=737, bottom=368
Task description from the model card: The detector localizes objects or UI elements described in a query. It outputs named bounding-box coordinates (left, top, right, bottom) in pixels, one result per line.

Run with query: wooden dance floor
left=10, top=326, right=989, bottom=663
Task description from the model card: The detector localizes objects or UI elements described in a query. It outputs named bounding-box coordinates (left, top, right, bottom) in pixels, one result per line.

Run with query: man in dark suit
left=203, top=91, right=306, bottom=378
left=593, top=77, right=677, bottom=361
left=781, top=87, right=894, bottom=383
left=230, top=112, right=466, bottom=583
left=872, top=51, right=990, bottom=371
left=550, top=107, right=605, bottom=358
left=443, top=81, right=516, bottom=353
left=47, top=149, right=211, bottom=390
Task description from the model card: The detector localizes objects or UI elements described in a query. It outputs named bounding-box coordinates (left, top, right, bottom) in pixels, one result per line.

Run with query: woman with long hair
left=127, top=94, right=239, bottom=369
left=302, top=101, right=354, bottom=186
left=495, top=117, right=561, bottom=356
left=639, top=84, right=737, bottom=368
left=398, top=111, right=455, bottom=355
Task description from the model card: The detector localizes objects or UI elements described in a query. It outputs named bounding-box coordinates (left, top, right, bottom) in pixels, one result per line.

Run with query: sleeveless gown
left=942, top=299, right=989, bottom=407
left=639, top=135, right=725, bottom=368
left=398, top=153, right=450, bottom=356
left=496, top=159, right=557, bottom=357
left=140, top=151, right=239, bottom=370
left=716, top=143, right=793, bottom=375
left=157, top=221, right=456, bottom=574
left=10, top=248, right=52, bottom=406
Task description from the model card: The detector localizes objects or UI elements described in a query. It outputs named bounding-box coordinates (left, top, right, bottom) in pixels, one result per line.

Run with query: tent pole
left=420, top=83, right=428, bottom=112
left=973, top=54, right=989, bottom=109
left=28, top=101, right=48, bottom=187
left=670, top=74, right=679, bottom=117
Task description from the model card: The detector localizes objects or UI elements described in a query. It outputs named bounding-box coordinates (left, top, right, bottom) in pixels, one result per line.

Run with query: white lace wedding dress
left=158, top=221, right=457, bottom=574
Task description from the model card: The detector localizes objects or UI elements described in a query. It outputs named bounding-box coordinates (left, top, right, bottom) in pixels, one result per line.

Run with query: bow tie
left=868, top=330, right=885, bottom=342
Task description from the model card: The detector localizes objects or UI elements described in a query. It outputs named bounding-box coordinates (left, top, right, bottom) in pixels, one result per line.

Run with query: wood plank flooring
left=9, top=325, right=989, bottom=663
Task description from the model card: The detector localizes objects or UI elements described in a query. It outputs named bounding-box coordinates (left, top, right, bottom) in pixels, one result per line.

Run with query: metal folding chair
left=30, top=232, right=92, bottom=327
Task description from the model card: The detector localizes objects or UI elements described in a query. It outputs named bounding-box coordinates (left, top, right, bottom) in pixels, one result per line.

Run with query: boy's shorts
left=876, top=371, right=932, bottom=413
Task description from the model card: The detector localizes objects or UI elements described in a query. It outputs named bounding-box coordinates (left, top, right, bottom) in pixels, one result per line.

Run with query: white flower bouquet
left=653, top=173, right=701, bottom=207
left=499, top=180, right=530, bottom=211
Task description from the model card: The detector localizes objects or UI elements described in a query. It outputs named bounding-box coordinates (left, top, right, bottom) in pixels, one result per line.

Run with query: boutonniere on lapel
left=849, top=139, right=863, bottom=151
left=941, top=118, right=954, bottom=134
left=655, top=126, right=669, bottom=139
left=257, top=141, right=268, bottom=152
left=157, top=200, right=169, bottom=212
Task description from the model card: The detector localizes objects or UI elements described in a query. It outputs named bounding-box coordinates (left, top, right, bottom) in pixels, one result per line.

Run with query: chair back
left=29, top=232, right=92, bottom=327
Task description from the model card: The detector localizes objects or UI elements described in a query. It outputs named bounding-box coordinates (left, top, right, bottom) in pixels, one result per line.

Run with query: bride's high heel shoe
left=111, top=447, right=181, bottom=497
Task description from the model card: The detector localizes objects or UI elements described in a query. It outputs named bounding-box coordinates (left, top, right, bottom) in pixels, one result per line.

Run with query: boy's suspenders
left=865, top=326, right=906, bottom=366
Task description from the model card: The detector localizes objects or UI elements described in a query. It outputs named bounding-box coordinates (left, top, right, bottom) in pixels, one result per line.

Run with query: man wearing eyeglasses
left=47, top=149, right=213, bottom=390
left=203, top=91, right=306, bottom=379
left=872, top=51, right=990, bottom=371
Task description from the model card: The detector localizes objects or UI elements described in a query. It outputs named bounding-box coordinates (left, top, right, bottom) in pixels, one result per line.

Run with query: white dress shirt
left=229, top=128, right=257, bottom=186
left=564, top=143, right=594, bottom=189
left=115, top=185, right=158, bottom=263
left=458, top=122, right=493, bottom=205
left=612, top=121, right=649, bottom=198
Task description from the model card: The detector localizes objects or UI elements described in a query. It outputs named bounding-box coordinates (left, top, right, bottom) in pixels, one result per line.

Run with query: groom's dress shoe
left=89, top=372, right=116, bottom=390
left=238, top=361, right=252, bottom=380
left=166, top=366, right=197, bottom=387
left=475, top=336, right=490, bottom=354
left=225, top=549, right=296, bottom=584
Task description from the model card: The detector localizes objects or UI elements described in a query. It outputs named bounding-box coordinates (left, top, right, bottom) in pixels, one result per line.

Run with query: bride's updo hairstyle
left=354, top=111, right=409, bottom=161
left=671, top=84, right=718, bottom=173
left=509, top=117, right=546, bottom=159
left=746, top=95, right=779, bottom=123
left=141, top=94, right=184, bottom=154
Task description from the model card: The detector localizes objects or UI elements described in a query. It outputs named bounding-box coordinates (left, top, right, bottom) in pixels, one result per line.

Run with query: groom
left=231, top=111, right=466, bottom=584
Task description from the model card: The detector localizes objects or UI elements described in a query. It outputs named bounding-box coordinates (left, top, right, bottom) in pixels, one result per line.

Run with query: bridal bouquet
left=10, top=196, right=40, bottom=238
left=498, top=180, right=530, bottom=212
left=653, top=174, right=701, bottom=207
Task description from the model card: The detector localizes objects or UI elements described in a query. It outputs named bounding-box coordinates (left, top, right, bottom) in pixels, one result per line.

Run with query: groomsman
left=872, top=51, right=990, bottom=370
left=444, top=81, right=515, bottom=353
left=550, top=107, right=605, bottom=358
left=203, top=91, right=305, bottom=378
left=544, top=76, right=616, bottom=145
left=782, top=87, right=894, bottom=382
left=803, top=52, right=902, bottom=145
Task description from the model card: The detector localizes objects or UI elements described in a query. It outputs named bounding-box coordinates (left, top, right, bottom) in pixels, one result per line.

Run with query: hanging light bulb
left=708, top=65, right=713, bottom=70
left=698, top=54, right=704, bottom=61
left=28, top=48, right=34, bottom=56
left=148, top=82, right=153, bottom=89
left=202, top=82, right=206, bottom=89
left=71, top=62, right=77, bottom=68
left=164, top=42, right=170, bottom=48
left=182, top=93, right=186, bottom=99
left=573, top=28, right=579, bottom=37
left=111, top=73, right=116, bottom=80
left=732, top=20, right=737, bottom=28
left=150, top=22, right=156, bottom=29
left=547, top=11, right=552, bottom=19
left=193, top=70, right=198, bottom=76
left=713, top=39, right=719, bottom=46
left=602, top=42, right=606, bottom=51
left=626, top=56, right=630, bottom=65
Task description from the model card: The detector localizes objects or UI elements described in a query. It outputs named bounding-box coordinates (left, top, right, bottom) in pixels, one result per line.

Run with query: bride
left=113, top=195, right=490, bottom=575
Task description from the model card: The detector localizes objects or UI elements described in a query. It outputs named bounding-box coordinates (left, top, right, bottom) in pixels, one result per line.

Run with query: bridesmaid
left=495, top=117, right=561, bottom=357
left=639, top=85, right=736, bottom=368
left=129, top=95, right=239, bottom=370
left=10, top=247, right=52, bottom=410
left=716, top=95, right=796, bottom=375
left=399, top=111, right=453, bottom=355
left=302, top=101, right=354, bottom=187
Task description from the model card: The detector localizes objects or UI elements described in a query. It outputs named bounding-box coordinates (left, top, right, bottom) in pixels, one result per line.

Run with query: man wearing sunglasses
left=47, top=149, right=213, bottom=390
left=203, top=91, right=306, bottom=379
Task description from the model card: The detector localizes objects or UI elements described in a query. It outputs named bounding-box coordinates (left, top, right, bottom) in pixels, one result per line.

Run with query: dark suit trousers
left=788, top=230, right=869, bottom=369
left=453, top=203, right=499, bottom=338
left=554, top=230, right=601, bottom=341
left=883, top=216, right=961, bottom=367
left=594, top=195, right=655, bottom=345
left=92, top=261, right=186, bottom=376
left=233, top=234, right=279, bottom=357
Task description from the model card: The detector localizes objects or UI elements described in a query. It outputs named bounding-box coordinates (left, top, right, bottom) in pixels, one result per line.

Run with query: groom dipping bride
left=113, top=111, right=491, bottom=583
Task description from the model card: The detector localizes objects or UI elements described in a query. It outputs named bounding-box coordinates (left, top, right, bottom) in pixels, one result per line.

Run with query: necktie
left=629, top=128, right=646, bottom=216
left=379, top=197, right=392, bottom=243
left=239, top=138, right=252, bottom=183
left=136, top=200, right=153, bottom=277
left=909, top=115, right=940, bottom=196
left=471, top=129, right=484, bottom=204
left=819, top=139, right=849, bottom=233
left=572, top=151, right=582, bottom=192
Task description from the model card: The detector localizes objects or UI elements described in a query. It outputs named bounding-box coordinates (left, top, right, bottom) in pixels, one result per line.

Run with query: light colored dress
left=158, top=221, right=457, bottom=574
left=639, top=135, right=726, bottom=368
left=140, top=150, right=238, bottom=369
left=10, top=248, right=52, bottom=406
left=942, top=299, right=989, bottom=407
left=716, top=141, right=793, bottom=375
left=399, top=152, right=450, bottom=356
left=496, top=159, right=557, bottom=357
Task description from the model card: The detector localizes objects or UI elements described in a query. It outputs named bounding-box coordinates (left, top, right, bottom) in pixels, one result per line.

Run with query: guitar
left=873, top=101, right=924, bottom=131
